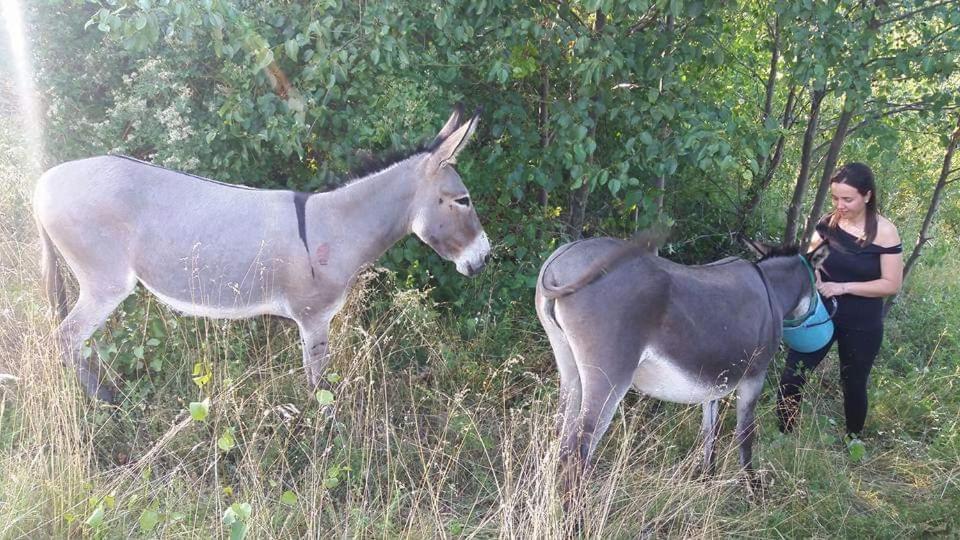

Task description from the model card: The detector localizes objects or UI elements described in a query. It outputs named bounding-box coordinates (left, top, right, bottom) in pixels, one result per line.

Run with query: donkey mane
left=758, top=244, right=801, bottom=261
left=344, top=138, right=443, bottom=182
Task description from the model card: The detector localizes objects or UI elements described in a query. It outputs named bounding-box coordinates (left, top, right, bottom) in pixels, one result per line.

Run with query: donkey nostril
left=484, top=252, right=491, bottom=264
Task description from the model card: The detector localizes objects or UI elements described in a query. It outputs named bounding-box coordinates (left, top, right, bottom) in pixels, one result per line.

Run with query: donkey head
left=741, top=237, right=831, bottom=318
left=411, top=105, right=490, bottom=277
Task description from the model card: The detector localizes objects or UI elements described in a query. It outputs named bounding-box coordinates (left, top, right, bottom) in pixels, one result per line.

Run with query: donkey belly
left=139, top=279, right=286, bottom=320
left=135, top=246, right=294, bottom=320
left=632, top=346, right=736, bottom=404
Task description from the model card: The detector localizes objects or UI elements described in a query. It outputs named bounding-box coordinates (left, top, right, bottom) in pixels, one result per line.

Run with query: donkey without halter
left=35, top=105, right=490, bottom=402
left=535, top=231, right=829, bottom=494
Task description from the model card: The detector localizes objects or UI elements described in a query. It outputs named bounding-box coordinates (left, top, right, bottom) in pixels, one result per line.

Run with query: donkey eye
left=454, top=196, right=471, bottom=207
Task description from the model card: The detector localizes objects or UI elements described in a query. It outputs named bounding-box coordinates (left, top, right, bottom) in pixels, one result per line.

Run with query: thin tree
left=784, top=87, right=827, bottom=242
left=801, top=98, right=856, bottom=248
left=565, top=10, right=605, bottom=238
left=885, top=113, right=960, bottom=314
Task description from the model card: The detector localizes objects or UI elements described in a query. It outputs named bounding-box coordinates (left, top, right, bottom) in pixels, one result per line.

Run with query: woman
left=776, top=162, right=904, bottom=449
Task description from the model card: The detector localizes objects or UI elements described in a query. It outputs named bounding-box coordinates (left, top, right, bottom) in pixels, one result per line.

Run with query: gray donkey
left=535, top=230, right=828, bottom=495
left=34, top=105, right=490, bottom=401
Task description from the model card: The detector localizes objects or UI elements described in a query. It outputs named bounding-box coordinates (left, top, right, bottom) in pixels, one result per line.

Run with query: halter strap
left=751, top=262, right=778, bottom=327
left=782, top=255, right=818, bottom=327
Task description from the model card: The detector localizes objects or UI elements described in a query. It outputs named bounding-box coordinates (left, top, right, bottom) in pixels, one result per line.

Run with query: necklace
left=840, top=218, right=866, bottom=241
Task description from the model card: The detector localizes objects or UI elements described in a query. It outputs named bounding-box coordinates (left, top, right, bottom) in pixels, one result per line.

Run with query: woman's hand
left=817, top=281, right=848, bottom=298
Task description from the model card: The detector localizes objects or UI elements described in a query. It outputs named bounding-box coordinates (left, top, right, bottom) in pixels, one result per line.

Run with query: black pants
left=776, top=325, right=884, bottom=437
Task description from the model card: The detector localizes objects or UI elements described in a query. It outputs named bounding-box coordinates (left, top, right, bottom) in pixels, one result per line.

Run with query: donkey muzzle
left=455, top=233, right=491, bottom=277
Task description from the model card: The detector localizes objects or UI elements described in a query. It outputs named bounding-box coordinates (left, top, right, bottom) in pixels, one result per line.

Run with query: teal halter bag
left=782, top=255, right=836, bottom=353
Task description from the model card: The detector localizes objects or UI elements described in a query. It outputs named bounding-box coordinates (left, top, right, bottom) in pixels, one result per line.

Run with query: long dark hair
left=828, top=162, right=878, bottom=246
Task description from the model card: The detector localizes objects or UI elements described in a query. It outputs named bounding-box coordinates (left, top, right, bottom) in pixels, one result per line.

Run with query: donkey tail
left=37, top=219, right=68, bottom=321
left=540, top=225, right=669, bottom=300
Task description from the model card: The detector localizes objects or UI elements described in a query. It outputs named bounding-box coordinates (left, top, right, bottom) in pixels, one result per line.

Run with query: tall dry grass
left=0, top=190, right=786, bottom=537
left=1, top=120, right=957, bottom=538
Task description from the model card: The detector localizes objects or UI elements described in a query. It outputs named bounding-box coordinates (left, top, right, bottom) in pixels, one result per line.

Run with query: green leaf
left=84, top=505, right=105, bottom=528
left=149, top=319, right=166, bottom=338
left=231, top=503, right=252, bottom=520
left=189, top=398, right=210, bottom=422
left=284, top=39, right=299, bottom=61
left=326, top=372, right=342, bottom=384
left=370, top=48, right=380, bottom=65
left=254, top=49, right=275, bottom=73
left=315, top=389, right=335, bottom=406
left=218, top=427, right=236, bottom=452
left=139, top=509, right=160, bottom=532
left=230, top=522, right=248, bottom=540
left=848, top=439, right=866, bottom=462
left=223, top=503, right=251, bottom=540
left=192, top=362, right=212, bottom=388
left=280, top=490, right=298, bottom=506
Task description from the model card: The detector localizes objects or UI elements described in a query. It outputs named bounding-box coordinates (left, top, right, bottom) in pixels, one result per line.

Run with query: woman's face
left=831, top=182, right=870, bottom=219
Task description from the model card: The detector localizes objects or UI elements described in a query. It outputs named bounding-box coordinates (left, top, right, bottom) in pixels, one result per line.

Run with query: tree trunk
left=565, top=10, right=606, bottom=239
left=761, top=16, right=780, bottom=126
left=885, top=113, right=960, bottom=314
left=801, top=101, right=856, bottom=248
left=651, top=13, right=675, bottom=248
left=784, top=87, right=827, bottom=243
left=654, top=13, right=675, bottom=229
left=537, top=62, right=550, bottom=208
left=739, top=86, right=797, bottom=230
left=566, top=182, right=590, bottom=238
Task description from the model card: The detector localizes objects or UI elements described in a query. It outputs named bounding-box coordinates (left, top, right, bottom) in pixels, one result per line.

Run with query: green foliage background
left=2, top=0, right=960, bottom=537
left=24, top=0, right=960, bottom=314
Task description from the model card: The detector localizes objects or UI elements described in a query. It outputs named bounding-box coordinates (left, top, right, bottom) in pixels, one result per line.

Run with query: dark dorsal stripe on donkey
left=535, top=229, right=829, bottom=499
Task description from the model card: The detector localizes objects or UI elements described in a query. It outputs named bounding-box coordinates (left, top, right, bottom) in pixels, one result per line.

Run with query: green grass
left=2, top=241, right=958, bottom=537
left=1, top=126, right=958, bottom=538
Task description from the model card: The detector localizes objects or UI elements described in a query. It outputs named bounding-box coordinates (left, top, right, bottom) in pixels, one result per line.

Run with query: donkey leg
left=560, top=359, right=635, bottom=498
left=700, top=399, right=721, bottom=476
left=554, top=339, right=582, bottom=441
left=538, top=303, right=582, bottom=440
left=295, top=317, right=332, bottom=389
left=735, top=375, right=765, bottom=491
left=56, top=290, right=130, bottom=401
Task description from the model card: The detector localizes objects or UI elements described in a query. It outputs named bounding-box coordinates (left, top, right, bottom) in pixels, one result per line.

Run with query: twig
left=878, top=0, right=960, bottom=27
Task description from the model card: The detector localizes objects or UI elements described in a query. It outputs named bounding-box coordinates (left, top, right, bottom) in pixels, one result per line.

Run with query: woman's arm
left=839, top=251, right=902, bottom=297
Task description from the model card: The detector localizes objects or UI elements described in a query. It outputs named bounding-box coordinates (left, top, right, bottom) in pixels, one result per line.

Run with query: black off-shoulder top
left=816, top=217, right=902, bottom=330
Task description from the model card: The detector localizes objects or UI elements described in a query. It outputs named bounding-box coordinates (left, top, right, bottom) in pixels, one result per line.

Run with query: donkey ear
left=807, top=240, right=831, bottom=270
left=428, top=108, right=481, bottom=170
left=739, top=234, right=772, bottom=258
left=431, top=103, right=465, bottom=147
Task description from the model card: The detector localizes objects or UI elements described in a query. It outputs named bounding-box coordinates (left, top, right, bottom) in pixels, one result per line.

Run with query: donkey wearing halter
left=535, top=230, right=829, bottom=494
left=35, top=105, right=490, bottom=402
